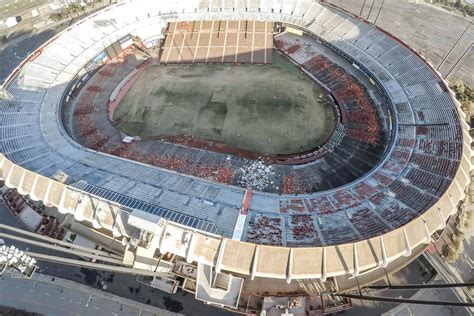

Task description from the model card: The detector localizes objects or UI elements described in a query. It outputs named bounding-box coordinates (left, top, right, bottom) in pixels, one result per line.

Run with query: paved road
left=0, top=27, right=63, bottom=84
left=0, top=0, right=50, bottom=21
left=0, top=273, right=178, bottom=316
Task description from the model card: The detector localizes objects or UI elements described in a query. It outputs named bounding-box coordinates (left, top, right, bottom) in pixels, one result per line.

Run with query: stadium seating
left=0, top=0, right=468, bottom=250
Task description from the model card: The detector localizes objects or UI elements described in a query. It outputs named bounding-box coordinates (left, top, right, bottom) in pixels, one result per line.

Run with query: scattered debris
left=237, top=160, right=274, bottom=190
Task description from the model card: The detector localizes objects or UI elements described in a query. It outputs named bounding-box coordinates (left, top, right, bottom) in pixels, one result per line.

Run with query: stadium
left=0, top=0, right=472, bottom=313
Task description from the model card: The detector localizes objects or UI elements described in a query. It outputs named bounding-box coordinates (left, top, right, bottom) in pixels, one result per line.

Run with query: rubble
left=237, top=160, right=274, bottom=190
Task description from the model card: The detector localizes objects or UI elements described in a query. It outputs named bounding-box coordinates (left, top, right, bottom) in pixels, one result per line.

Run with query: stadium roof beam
left=379, top=236, right=388, bottom=269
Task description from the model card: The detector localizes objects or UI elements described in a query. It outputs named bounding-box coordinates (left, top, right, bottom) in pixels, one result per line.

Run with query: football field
left=113, top=52, right=336, bottom=155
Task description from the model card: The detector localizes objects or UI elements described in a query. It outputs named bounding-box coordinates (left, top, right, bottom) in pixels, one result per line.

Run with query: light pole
left=373, top=0, right=385, bottom=25
left=367, top=0, right=376, bottom=20
left=359, top=0, right=367, bottom=17
left=437, top=22, right=472, bottom=71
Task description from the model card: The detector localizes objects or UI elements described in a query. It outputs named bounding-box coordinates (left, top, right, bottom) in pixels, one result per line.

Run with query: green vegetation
left=442, top=200, right=470, bottom=263
left=451, top=80, right=474, bottom=123
left=431, top=0, right=474, bottom=16
left=49, top=0, right=112, bottom=22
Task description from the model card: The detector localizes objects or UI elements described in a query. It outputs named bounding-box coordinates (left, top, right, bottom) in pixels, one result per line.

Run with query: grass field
left=113, top=52, right=336, bottom=155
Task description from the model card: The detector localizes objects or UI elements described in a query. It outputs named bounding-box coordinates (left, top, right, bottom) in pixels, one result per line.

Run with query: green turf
left=113, top=52, right=336, bottom=155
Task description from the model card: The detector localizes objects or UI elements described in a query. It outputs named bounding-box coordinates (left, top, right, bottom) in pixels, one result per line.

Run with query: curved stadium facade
left=0, top=0, right=472, bottom=312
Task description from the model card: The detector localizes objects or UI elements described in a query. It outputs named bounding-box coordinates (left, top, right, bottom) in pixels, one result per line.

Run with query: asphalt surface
left=0, top=27, right=62, bottom=85
left=0, top=273, right=174, bottom=316
left=0, top=0, right=50, bottom=21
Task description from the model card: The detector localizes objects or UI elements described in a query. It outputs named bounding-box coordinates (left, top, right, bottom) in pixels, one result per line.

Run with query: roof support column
left=43, top=179, right=54, bottom=206
left=352, top=243, right=360, bottom=277
left=251, top=245, right=260, bottom=280
left=321, top=247, right=327, bottom=282
left=111, top=206, right=122, bottom=238
left=421, top=218, right=432, bottom=244
left=92, top=200, right=102, bottom=229
left=447, top=194, right=456, bottom=216
left=17, top=169, right=27, bottom=195
left=402, top=227, right=412, bottom=257
left=379, top=236, right=388, bottom=268
left=30, top=174, right=40, bottom=200
left=437, top=208, right=446, bottom=230
left=286, top=248, right=293, bottom=284
left=4, top=164, right=15, bottom=188
left=215, top=238, right=227, bottom=273
left=0, top=155, right=5, bottom=177
left=57, top=187, right=68, bottom=214
left=185, top=232, right=196, bottom=264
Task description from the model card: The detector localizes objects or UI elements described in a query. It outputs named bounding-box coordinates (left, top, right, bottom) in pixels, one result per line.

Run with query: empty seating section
left=318, top=212, right=359, bottom=244
left=404, top=168, right=451, bottom=197
left=0, top=0, right=466, bottom=247
left=370, top=193, right=416, bottom=229
left=287, top=214, right=323, bottom=246
left=246, top=213, right=283, bottom=246
left=346, top=203, right=390, bottom=238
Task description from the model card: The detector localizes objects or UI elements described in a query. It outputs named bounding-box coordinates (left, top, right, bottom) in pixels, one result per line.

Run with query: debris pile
left=237, top=160, right=274, bottom=190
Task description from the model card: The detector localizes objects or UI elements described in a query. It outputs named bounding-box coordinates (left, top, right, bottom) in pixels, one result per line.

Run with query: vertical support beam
left=321, top=247, right=327, bottom=282
left=421, top=218, right=431, bottom=244
left=353, top=243, right=360, bottom=277
left=42, top=179, right=54, bottom=206
left=215, top=238, right=227, bottom=273
left=0, top=155, right=5, bottom=174
left=30, top=174, right=40, bottom=201
left=57, top=187, right=68, bottom=214
left=251, top=245, right=260, bottom=280
left=17, top=169, right=27, bottom=195
left=379, top=236, right=388, bottom=268
left=74, top=195, right=86, bottom=222
left=92, top=199, right=102, bottom=229
left=158, top=220, right=168, bottom=250
left=4, top=163, right=15, bottom=188
left=286, top=248, right=293, bottom=284
left=403, top=227, right=412, bottom=257
left=111, top=205, right=122, bottom=238
left=437, top=208, right=446, bottom=231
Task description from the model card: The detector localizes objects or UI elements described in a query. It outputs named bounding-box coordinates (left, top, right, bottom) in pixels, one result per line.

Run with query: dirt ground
left=113, top=52, right=336, bottom=155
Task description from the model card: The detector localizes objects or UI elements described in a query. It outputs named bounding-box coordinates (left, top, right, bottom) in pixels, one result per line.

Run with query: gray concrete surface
left=0, top=0, right=50, bottom=22
left=326, top=0, right=474, bottom=86
left=0, top=273, right=179, bottom=316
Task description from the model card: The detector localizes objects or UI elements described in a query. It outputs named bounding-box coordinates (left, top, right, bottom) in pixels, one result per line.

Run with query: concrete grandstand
left=0, top=0, right=472, bottom=313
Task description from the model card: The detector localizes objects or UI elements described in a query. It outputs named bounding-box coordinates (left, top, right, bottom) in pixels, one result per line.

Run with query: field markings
left=264, top=22, right=268, bottom=64
left=235, top=20, right=241, bottom=63
left=164, top=22, right=177, bottom=64
left=205, top=20, right=215, bottom=63
left=178, top=24, right=187, bottom=63
left=250, top=21, right=254, bottom=63
left=192, top=21, right=202, bottom=63
left=221, top=21, right=229, bottom=63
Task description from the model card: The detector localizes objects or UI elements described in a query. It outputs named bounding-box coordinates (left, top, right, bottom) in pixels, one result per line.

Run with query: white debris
left=237, top=160, right=274, bottom=190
